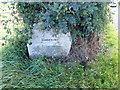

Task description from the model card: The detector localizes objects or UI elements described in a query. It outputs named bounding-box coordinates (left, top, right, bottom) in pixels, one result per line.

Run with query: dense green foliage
left=1, top=23, right=118, bottom=88
left=1, top=2, right=111, bottom=59
left=16, top=2, right=111, bottom=37
left=1, top=2, right=118, bottom=89
left=0, top=2, right=112, bottom=64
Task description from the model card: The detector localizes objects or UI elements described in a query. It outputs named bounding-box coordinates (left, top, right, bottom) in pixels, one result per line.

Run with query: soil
left=62, top=32, right=103, bottom=63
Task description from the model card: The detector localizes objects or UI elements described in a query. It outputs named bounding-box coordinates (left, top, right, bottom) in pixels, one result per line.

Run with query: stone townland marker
left=27, top=22, right=72, bottom=59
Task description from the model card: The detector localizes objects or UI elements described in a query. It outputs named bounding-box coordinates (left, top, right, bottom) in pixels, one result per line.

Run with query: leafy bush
left=16, top=2, right=111, bottom=37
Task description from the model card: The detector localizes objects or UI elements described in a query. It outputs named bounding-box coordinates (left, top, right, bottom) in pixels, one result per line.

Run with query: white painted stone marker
left=27, top=22, right=72, bottom=59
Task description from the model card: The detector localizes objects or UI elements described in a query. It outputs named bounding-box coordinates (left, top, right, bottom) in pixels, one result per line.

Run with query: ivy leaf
left=59, top=4, right=64, bottom=10
left=28, top=41, right=32, bottom=45
left=42, top=16, right=50, bottom=21
left=44, top=11, right=50, bottom=16
left=53, top=3, right=59, bottom=10
left=59, top=21, right=67, bottom=27
left=58, top=21, right=68, bottom=33
left=68, top=2, right=79, bottom=11
left=64, top=14, right=76, bottom=26
left=2, top=43, right=5, bottom=46
left=62, top=26, right=68, bottom=34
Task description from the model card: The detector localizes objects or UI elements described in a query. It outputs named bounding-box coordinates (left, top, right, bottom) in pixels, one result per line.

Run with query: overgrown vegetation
left=16, top=2, right=111, bottom=37
left=0, top=2, right=118, bottom=88
left=1, top=2, right=112, bottom=62
left=1, top=23, right=118, bottom=88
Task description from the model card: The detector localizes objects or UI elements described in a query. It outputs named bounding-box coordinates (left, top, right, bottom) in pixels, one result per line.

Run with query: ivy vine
left=15, top=2, right=111, bottom=38
left=1, top=2, right=111, bottom=46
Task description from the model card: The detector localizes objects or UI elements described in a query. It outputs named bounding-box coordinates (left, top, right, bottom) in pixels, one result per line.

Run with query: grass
left=0, top=23, right=118, bottom=88
left=0, top=3, right=118, bottom=88
left=0, top=3, right=18, bottom=88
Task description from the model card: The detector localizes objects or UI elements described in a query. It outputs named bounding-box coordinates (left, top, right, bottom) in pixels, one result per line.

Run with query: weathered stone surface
left=27, top=22, right=72, bottom=59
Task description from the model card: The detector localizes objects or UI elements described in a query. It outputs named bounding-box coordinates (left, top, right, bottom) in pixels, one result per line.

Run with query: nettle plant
left=16, top=2, right=111, bottom=39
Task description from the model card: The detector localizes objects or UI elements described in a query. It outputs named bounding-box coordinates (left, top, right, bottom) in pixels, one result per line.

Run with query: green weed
left=1, top=23, right=118, bottom=88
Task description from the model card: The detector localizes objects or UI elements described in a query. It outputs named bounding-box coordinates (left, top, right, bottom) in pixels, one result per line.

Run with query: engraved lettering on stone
left=27, top=22, right=72, bottom=59
left=42, top=39, right=58, bottom=41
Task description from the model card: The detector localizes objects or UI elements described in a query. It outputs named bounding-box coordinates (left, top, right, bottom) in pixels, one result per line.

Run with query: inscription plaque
left=27, top=22, right=72, bottom=59
left=42, top=39, right=58, bottom=41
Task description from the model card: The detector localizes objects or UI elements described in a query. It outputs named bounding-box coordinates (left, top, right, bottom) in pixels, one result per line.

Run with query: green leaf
left=54, top=3, right=59, bottom=10
left=28, top=41, right=32, bottom=45
left=2, top=43, right=5, bottom=46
